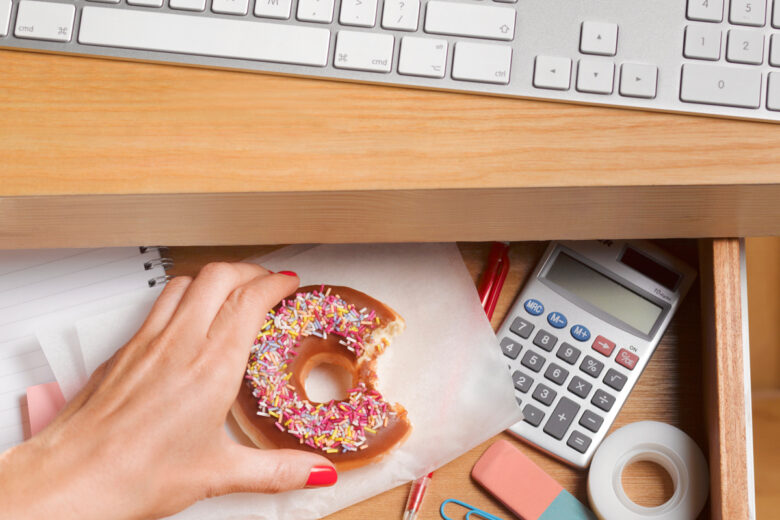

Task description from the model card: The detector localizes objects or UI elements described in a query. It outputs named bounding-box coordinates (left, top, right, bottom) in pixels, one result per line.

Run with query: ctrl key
left=452, top=41, right=512, bottom=85
left=14, top=0, right=75, bottom=42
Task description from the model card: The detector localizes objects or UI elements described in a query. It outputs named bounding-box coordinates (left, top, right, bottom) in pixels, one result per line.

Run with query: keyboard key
left=579, top=21, right=618, bottom=56
left=334, top=31, right=393, bottom=72
left=533, top=329, right=558, bottom=352
left=452, top=41, right=512, bottom=85
left=523, top=404, right=545, bottom=427
left=568, top=375, right=592, bottom=398
left=579, top=409, right=604, bottom=432
left=730, top=0, right=766, bottom=26
left=543, top=397, right=579, bottom=440
left=533, top=383, right=557, bottom=406
left=170, top=0, right=206, bottom=11
left=576, top=59, right=614, bottom=94
left=509, top=316, right=534, bottom=339
left=526, top=56, right=571, bottom=90
left=78, top=7, right=331, bottom=67
left=297, top=0, right=334, bottom=22
left=512, top=370, right=533, bottom=393
left=127, top=0, right=163, bottom=6
left=567, top=430, right=592, bottom=453
left=591, top=335, right=616, bottom=357
left=775, top=0, right=780, bottom=27
left=524, top=298, right=544, bottom=316
left=616, top=348, right=640, bottom=370
left=544, top=363, right=569, bottom=385
left=619, top=63, right=658, bottom=99
left=771, top=35, right=780, bottom=66
left=425, top=1, right=515, bottom=41
left=557, top=343, right=582, bottom=365
left=86, top=0, right=121, bottom=3
left=521, top=350, right=545, bottom=373
left=592, top=389, right=616, bottom=411
left=727, top=29, right=764, bottom=64
left=684, top=25, right=722, bottom=61
left=687, top=0, right=724, bottom=22
left=569, top=324, right=591, bottom=342
left=0, top=0, right=10, bottom=36
left=340, top=0, right=378, bottom=27
left=604, top=368, right=628, bottom=391
left=14, top=0, right=75, bottom=42
left=381, top=0, right=419, bottom=31
left=547, top=312, right=567, bottom=329
left=500, top=338, right=522, bottom=360
left=769, top=72, right=780, bottom=110
left=399, top=37, right=447, bottom=78
left=680, top=63, right=762, bottom=108
left=212, top=0, right=249, bottom=15
left=579, top=355, right=604, bottom=378
left=255, top=0, right=291, bottom=18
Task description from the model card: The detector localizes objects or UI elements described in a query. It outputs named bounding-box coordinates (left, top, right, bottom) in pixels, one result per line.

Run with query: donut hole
left=621, top=459, right=675, bottom=508
left=303, top=357, right=356, bottom=403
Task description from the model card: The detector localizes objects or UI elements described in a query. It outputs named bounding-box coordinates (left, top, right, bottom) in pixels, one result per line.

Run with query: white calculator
left=496, top=240, right=696, bottom=468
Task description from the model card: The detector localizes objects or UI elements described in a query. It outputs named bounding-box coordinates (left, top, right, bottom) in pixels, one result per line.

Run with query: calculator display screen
left=545, top=252, right=663, bottom=335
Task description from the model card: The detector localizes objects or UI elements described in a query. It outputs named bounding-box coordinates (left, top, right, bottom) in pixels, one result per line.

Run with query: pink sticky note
left=26, top=382, right=66, bottom=437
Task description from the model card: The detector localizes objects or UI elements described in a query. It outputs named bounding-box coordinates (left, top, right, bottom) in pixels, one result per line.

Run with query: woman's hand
left=0, top=263, right=336, bottom=520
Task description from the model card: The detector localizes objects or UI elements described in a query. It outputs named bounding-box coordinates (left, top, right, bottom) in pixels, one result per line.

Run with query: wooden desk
left=2, top=50, right=780, bottom=248
left=168, top=240, right=746, bottom=520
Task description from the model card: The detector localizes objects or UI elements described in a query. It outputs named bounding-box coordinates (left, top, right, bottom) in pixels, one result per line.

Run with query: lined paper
left=0, top=247, right=166, bottom=453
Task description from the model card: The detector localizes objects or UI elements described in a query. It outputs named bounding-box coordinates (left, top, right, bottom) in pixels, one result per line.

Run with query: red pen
left=401, top=242, right=511, bottom=520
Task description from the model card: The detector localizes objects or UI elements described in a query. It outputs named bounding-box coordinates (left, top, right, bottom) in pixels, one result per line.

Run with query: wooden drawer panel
left=168, top=238, right=752, bottom=519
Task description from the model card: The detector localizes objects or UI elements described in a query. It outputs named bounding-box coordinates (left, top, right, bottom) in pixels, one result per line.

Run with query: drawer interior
left=167, top=239, right=747, bottom=520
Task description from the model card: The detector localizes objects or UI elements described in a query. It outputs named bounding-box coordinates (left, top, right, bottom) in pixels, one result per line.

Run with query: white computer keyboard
left=1, top=0, right=779, bottom=122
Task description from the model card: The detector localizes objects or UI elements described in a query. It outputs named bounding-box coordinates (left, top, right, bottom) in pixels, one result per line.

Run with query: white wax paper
left=75, top=243, right=521, bottom=519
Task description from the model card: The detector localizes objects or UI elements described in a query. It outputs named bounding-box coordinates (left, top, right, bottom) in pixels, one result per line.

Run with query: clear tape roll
left=587, top=421, right=708, bottom=520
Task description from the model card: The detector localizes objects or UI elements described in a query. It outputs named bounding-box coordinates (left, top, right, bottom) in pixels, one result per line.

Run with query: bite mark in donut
left=232, top=285, right=412, bottom=470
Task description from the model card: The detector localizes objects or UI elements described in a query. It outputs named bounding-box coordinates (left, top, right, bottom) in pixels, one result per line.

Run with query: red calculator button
left=616, top=349, right=639, bottom=370
left=591, top=335, right=616, bottom=357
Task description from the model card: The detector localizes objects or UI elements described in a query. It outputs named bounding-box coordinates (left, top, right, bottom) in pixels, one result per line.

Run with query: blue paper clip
left=440, top=498, right=505, bottom=520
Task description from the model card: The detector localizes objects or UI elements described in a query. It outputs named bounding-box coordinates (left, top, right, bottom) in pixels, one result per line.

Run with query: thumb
left=208, top=443, right=337, bottom=496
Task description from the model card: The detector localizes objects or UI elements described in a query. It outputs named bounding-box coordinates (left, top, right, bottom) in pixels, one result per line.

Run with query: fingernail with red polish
left=278, top=271, right=298, bottom=277
left=306, top=465, right=337, bottom=488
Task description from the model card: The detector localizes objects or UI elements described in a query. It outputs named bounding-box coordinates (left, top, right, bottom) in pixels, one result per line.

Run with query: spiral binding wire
left=140, top=246, right=175, bottom=288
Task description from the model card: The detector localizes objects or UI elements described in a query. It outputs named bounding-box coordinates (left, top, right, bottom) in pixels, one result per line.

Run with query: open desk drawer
left=168, top=238, right=754, bottom=520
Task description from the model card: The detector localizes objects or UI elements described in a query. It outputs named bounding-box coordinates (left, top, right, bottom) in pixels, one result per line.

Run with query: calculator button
left=543, top=396, right=579, bottom=440
left=521, top=351, right=545, bottom=372
left=524, top=298, right=544, bottom=316
left=546, top=311, right=567, bottom=329
left=604, top=368, right=628, bottom=391
left=556, top=343, right=582, bottom=365
left=569, top=324, right=590, bottom=342
left=512, top=369, right=533, bottom=393
left=533, top=329, right=558, bottom=352
left=523, top=404, right=545, bottom=427
left=567, top=430, right=592, bottom=453
left=532, top=383, right=557, bottom=406
left=580, top=355, right=604, bottom=378
left=592, top=389, right=616, bottom=412
left=616, top=348, right=639, bottom=370
left=568, top=376, right=593, bottom=399
left=510, top=316, right=534, bottom=339
left=579, top=409, right=604, bottom=432
left=591, top=335, right=616, bottom=357
left=500, top=337, right=523, bottom=360
left=544, top=363, right=569, bottom=386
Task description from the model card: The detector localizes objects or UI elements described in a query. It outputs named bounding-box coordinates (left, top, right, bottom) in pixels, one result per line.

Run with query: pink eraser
left=472, top=439, right=595, bottom=520
left=26, top=382, right=66, bottom=437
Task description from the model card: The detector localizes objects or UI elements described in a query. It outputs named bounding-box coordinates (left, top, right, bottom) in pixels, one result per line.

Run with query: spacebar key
left=680, top=64, right=761, bottom=109
left=78, top=6, right=330, bottom=67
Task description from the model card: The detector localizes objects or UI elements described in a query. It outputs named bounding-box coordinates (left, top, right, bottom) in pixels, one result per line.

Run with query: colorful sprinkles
left=245, top=287, right=395, bottom=453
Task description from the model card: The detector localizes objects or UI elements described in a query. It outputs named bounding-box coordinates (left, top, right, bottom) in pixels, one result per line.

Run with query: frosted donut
left=232, top=285, right=412, bottom=470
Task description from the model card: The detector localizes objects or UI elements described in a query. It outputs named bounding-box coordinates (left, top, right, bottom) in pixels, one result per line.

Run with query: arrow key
left=619, top=62, right=658, bottom=99
left=576, top=59, right=614, bottom=94
left=580, top=21, right=618, bottom=56
left=533, top=55, right=572, bottom=90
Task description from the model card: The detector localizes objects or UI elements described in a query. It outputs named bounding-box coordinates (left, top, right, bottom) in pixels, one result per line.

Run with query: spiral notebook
left=0, top=247, right=171, bottom=453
